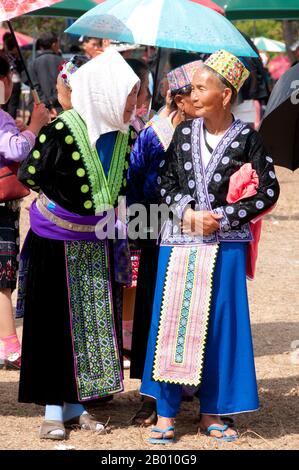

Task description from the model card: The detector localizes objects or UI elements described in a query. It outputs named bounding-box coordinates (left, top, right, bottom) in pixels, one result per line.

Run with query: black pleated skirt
left=18, top=230, right=122, bottom=406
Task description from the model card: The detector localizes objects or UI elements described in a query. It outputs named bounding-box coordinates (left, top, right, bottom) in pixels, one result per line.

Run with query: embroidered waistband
left=36, top=193, right=99, bottom=233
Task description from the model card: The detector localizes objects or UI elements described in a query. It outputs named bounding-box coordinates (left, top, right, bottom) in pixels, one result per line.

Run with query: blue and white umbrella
left=66, top=0, right=257, bottom=57
left=253, top=36, right=286, bottom=53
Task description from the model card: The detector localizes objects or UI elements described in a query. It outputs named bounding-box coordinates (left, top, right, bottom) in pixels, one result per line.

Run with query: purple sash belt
left=30, top=193, right=108, bottom=241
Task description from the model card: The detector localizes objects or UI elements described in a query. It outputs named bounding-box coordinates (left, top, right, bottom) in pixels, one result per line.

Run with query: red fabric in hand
left=227, top=163, right=259, bottom=203
left=226, top=163, right=262, bottom=280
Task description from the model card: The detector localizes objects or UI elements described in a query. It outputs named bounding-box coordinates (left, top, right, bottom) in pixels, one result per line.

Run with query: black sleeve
left=18, top=123, right=62, bottom=192
left=214, top=131, right=280, bottom=229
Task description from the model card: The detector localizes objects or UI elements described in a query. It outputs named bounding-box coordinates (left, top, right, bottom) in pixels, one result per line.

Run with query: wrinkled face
left=191, top=68, right=230, bottom=119
left=123, top=83, right=139, bottom=123
left=0, top=72, right=13, bottom=104
left=56, top=76, right=72, bottom=111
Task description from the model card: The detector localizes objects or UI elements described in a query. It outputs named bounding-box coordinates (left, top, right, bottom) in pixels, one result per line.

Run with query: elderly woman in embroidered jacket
left=140, top=50, right=280, bottom=444
left=17, top=49, right=139, bottom=440
left=127, top=60, right=202, bottom=426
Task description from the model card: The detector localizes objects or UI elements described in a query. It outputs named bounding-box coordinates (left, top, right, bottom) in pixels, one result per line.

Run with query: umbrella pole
left=152, top=47, right=161, bottom=110
left=7, top=21, right=40, bottom=104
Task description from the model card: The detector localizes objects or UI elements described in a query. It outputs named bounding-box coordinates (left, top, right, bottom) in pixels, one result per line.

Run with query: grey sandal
left=39, top=420, right=66, bottom=441
left=64, top=413, right=109, bottom=433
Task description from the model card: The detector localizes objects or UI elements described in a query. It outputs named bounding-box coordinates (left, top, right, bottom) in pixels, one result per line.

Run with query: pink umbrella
left=0, top=0, right=62, bottom=21
left=268, top=55, right=291, bottom=81
left=0, top=27, right=33, bottom=47
left=0, top=0, right=62, bottom=102
left=191, top=0, right=224, bottom=15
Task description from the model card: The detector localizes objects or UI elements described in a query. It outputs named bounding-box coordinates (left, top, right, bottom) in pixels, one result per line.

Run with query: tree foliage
left=10, top=16, right=67, bottom=39
left=234, top=19, right=284, bottom=40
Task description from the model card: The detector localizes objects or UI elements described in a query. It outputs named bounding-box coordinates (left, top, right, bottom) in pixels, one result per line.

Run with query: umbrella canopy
left=268, top=55, right=291, bottom=81
left=259, top=63, right=299, bottom=171
left=30, top=0, right=224, bottom=18
left=0, top=27, right=33, bottom=46
left=29, top=0, right=104, bottom=17
left=66, top=0, right=257, bottom=57
left=0, top=0, right=62, bottom=21
left=215, top=0, right=299, bottom=20
left=191, top=0, right=224, bottom=15
left=253, top=37, right=286, bottom=53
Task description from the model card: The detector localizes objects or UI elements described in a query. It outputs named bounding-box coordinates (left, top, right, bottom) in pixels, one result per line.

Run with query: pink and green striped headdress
left=167, top=60, right=202, bottom=94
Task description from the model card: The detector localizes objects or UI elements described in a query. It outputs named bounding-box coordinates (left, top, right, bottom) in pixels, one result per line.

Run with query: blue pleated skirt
left=140, top=242, right=259, bottom=418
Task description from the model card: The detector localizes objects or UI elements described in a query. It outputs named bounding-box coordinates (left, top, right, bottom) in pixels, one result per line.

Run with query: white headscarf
left=70, top=48, right=140, bottom=147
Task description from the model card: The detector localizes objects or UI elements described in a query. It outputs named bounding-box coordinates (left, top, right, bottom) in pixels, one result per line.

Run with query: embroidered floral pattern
left=153, top=244, right=219, bottom=386
left=65, top=240, right=123, bottom=400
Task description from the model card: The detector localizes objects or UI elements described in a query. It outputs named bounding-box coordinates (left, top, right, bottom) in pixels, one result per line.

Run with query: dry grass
left=0, top=167, right=298, bottom=450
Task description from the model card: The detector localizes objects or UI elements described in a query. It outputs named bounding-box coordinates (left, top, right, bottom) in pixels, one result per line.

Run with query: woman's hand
left=158, top=90, right=173, bottom=118
left=27, top=104, right=50, bottom=136
left=182, top=208, right=223, bottom=236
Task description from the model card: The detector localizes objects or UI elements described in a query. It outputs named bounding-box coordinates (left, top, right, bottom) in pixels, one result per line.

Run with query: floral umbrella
left=0, top=0, right=62, bottom=101
left=0, top=0, right=62, bottom=21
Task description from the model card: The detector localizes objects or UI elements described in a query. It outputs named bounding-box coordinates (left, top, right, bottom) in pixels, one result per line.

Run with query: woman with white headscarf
left=17, top=49, right=139, bottom=440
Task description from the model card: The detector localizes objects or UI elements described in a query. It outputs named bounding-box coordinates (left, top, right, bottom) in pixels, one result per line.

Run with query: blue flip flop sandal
left=199, top=413, right=235, bottom=428
left=204, top=424, right=239, bottom=442
left=148, top=426, right=175, bottom=445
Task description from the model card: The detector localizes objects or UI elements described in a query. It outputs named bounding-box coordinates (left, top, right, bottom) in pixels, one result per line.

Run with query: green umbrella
left=30, top=0, right=104, bottom=18
left=215, top=0, right=299, bottom=20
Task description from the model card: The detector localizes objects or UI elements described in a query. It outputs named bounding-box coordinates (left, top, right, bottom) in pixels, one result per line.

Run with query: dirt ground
left=0, top=166, right=298, bottom=451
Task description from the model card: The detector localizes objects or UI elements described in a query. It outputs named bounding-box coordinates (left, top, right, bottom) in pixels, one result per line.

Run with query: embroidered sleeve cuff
left=213, top=207, right=231, bottom=232
left=172, top=195, right=196, bottom=220
left=22, top=130, right=36, bottom=150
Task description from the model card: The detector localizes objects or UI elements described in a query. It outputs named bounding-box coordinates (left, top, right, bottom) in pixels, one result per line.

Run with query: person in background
left=126, top=59, right=152, bottom=131
left=232, top=34, right=270, bottom=129
left=80, top=36, right=110, bottom=60
left=290, top=39, right=299, bottom=66
left=154, top=51, right=203, bottom=111
left=1, top=33, right=23, bottom=119
left=121, top=58, right=152, bottom=369
left=0, top=54, right=49, bottom=370
left=29, top=32, right=62, bottom=118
